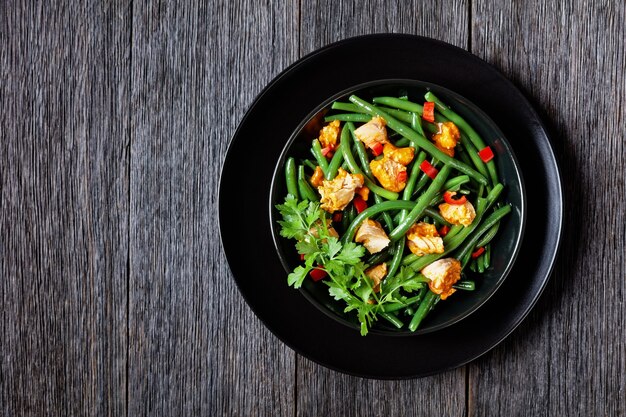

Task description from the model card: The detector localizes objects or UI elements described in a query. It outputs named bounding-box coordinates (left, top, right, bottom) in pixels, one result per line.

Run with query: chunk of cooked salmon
left=382, top=142, right=415, bottom=166
left=356, top=186, right=370, bottom=201
left=318, top=120, right=341, bottom=149
left=406, top=222, right=444, bottom=256
left=355, top=218, right=390, bottom=254
left=309, top=166, right=324, bottom=188
left=421, top=258, right=461, bottom=300
left=438, top=201, right=476, bottom=226
left=365, top=263, right=388, bottom=293
left=370, top=157, right=407, bottom=192
left=353, top=116, right=389, bottom=149
left=432, top=121, right=460, bottom=157
left=318, top=168, right=364, bottom=212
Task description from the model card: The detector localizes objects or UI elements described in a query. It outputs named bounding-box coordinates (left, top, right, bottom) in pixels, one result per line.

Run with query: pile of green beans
left=282, top=90, right=511, bottom=334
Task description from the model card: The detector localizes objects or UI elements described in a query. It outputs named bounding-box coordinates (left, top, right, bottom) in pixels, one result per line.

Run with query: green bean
left=412, top=159, right=441, bottom=197
left=424, top=121, right=439, bottom=134
left=394, top=138, right=411, bottom=147
left=285, top=157, right=299, bottom=198
left=367, top=248, right=391, bottom=265
left=386, top=237, right=405, bottom=279
left=379, top=107, right=413, bottom=124
left=403, top=152, right=427, bottom=201
left=381, top=295, right=422, bottom=313
left=409, top=290, right=439, bottom=331
left=342, top=204, right=356, bottom=232
left=443, top=224, right=463, bottom=241
left=349, top=95, right=488, bottom=185
left=456, top=145, right=475, bottom=175
left=341, top=200, right=417, bottom=244
left=453, top=281, right=475, bottom=291
left=469, top=260, right=477, bottom=272
left=400, top=151, right=427, bottom=220
left=389, top=165, right=451, bottom=241
left=351, top=130, right=374, bottom=177
left=442, top=175, right=470, bottom=191
left=374, top=96, right=424, bottom=114
left=460, top=248, right=473, bottom=269
left=484, top=244, right=491, bottom=269
left=423, top=207, right=450, bottom=226
left=380, top=311, right=404, bottom=329
left=475, top=221, right=500, bottom=247
left=297, top=165, right=318, bottom=201
left=325, top=113, right=372, bottom=123
left=373, top=96, right=448, bottom=123
left=411, top=112, right=426, bottom=139
left=302, top=159, right=317, bottom=171
left=424, top=91, right=498, bottom=185
left=453, top=205, right=512, bottom=262
left=460, top=135, right=490, bottom=185
left=325, top=143, right=344, bottom=180
left=331, top=101, right=365, bottom=113
left=477, top=254, right=486, bottom=273
left=311, top=139, right=329, bottom=175
left=340, top=123, right=399, bottom=201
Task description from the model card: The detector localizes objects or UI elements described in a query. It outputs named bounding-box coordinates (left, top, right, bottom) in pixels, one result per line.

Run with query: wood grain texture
left=0, top=1, right=130, bottom=416
left=127, top=1, right=298, bottom=416
left=297, top=2, right=468, bottom=416
left=2, top=0, right=625, bottom=416
left=470, top=1, right=626, bottom=416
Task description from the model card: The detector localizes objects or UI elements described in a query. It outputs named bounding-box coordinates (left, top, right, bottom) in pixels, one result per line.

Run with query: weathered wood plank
left=297, top=2, right=469, bottom=416
left=128, top=1, right=299, bottom=415
left=470, top=1, right=625, bottom=416
left=0, top=1, right=130, bottom=416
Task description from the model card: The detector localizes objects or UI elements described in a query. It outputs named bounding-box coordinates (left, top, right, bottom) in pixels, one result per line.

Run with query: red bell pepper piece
left=332, top=212, right=343, bottom=222
left=439, top=225, right=450, bottom=237
left=310, top=267, right=327, bottom=281
left=478, top=146, right=494, bottom=163
left=321, top=146, right=334, bottom=158
left=396, top=171, right=408, bottom=183
left=423, top=101, right=435, bottom=123
left=300, top=253, right=305, bottom=261
left=471, top=247, right=485, bottom=259
left=443, top=191, right=467, bottom=205
left=371, top=142, right=384, bottom=156
left=419, top=160, right=439, bottom=179
left=353, top=195, right=368, bottom=213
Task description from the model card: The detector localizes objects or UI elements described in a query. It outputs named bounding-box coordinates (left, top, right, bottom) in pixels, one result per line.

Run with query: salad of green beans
left=275, top=90, right=511, bottom=336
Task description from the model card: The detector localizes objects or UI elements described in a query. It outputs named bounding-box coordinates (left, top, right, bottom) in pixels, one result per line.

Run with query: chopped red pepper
left=439, top=225, right=450, bottom=237
left=443, top=191, right=467, bottom=205
left=419, top=160, right=439, bottom=179
left=471, top=247, right=485, bottom=259
left=321, top=146, right=334, bottom=158
left=332, top=212, right=343, bottom=222
left=353, top=195, right=368, bottom=213
left=300, top=253, right=306, bottom=261
left=423, top=101, right=435, bottom=123
left=371, top=142, right=384, bottom=156
left=396, top=170, right=408, bottom=183
left=310, top=267, right=327, bottom=281
left=478, top=146, right=494, bottom=163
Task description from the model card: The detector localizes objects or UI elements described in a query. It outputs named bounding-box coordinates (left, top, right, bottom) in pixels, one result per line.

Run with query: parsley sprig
left=276, top=195, right=426, bottom=335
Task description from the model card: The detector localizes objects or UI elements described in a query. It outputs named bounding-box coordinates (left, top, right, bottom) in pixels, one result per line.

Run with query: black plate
left=219, top=34, right=563, bottom=378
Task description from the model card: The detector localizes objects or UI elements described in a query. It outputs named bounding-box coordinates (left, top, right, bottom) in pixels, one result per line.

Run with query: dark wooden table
left=2, top=1, right=624, bottom=416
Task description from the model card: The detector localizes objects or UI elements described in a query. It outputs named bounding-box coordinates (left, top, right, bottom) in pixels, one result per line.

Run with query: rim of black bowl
left=269, top=78, right=527, bottom=336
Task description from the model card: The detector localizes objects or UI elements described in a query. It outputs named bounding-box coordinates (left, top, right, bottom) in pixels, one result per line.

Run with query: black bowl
left=269, top=79, right=526, bottom=335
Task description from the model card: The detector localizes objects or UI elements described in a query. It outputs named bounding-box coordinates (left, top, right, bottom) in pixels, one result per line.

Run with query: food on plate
left=276, top=90, right=511, bottom=335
